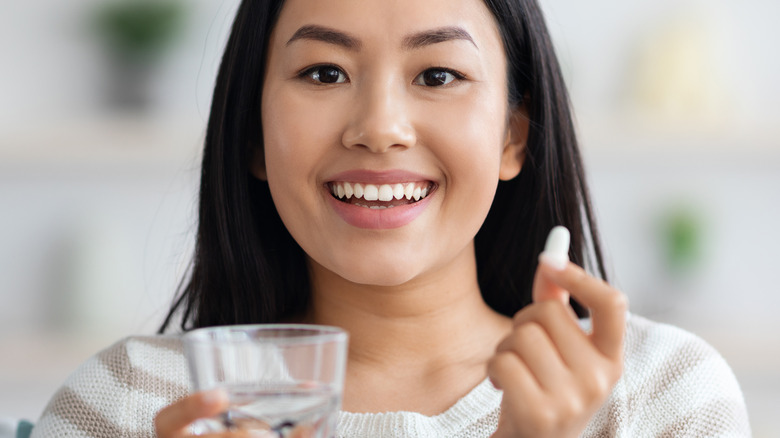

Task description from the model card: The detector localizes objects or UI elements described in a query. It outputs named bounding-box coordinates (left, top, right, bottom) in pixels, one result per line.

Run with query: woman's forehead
left=270, top=0, right=502, bottom=51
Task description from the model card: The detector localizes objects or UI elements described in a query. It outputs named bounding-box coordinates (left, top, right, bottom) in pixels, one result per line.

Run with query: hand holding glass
left=183, top=324, right=348, bottom=437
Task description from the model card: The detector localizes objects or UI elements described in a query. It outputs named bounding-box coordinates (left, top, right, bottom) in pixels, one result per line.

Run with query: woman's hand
left=488, top=259, right=628, bottom=438
left=154, top=390, right=311, bottom=438
left=155, top=390, right=234, bottom=438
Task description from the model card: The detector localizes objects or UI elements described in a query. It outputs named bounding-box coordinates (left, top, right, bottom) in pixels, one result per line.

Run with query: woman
left=31, top=0, right=751, bottom=437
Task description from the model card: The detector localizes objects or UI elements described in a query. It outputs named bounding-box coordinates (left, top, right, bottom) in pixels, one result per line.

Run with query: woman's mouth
left=327, top=181, right=435, bottom=209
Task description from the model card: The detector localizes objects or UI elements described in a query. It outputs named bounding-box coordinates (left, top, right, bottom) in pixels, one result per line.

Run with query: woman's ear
left=499, top=107, right=529, bottom=181
left=249, top=144, right=268, bottom=181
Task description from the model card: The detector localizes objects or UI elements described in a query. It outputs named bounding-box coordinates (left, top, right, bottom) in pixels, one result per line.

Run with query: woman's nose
left=341, top=80, right=416, bottom=153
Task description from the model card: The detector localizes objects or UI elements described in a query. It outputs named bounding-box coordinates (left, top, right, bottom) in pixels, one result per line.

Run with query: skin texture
left=154, top=0, right=627, bottom=436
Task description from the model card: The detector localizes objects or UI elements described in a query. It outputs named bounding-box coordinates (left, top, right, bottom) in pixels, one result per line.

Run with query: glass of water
left=183, top=324, right=348, bottom=437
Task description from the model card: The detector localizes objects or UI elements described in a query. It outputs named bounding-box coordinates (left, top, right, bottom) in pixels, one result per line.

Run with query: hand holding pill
left=488, top=226, right=628, bottom=438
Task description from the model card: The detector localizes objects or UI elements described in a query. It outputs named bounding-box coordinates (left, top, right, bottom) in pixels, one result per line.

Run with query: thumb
left=532, top=226, right=570, bottom=305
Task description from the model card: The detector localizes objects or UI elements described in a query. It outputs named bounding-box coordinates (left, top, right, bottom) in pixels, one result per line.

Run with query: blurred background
left=1, top=0, right=778, bottom=435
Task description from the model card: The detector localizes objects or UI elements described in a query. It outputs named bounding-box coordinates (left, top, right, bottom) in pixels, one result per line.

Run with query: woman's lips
left=323, top=170, right=436, bottom=229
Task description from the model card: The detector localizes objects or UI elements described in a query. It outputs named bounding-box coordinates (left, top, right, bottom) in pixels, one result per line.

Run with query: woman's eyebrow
left=402, top=26, right=477, bottom=50
left=286, top=25, right=477, bottom=52
left=286, top=25, right=361, bottom=50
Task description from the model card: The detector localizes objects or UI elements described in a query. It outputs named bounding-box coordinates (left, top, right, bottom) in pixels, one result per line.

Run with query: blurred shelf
left=577, top=114, right=780, bottom=168
left=0, top=113, right=205, bottom=175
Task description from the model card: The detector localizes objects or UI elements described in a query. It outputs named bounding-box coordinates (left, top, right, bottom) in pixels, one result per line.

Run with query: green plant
left=94, top=0, right=186, bottom=61
left=660, top=205, right=705, bottom=275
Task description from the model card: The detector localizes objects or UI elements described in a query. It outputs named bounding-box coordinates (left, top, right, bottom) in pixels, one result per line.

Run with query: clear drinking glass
left=183, top=324, right=348, bottom=437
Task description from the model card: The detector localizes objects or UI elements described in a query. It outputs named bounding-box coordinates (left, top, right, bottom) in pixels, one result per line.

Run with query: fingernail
left=539, top=252, right=567, bottom=270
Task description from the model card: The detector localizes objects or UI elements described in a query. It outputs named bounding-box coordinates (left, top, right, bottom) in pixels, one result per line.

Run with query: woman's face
left=258, top=0, right=526, bottom=287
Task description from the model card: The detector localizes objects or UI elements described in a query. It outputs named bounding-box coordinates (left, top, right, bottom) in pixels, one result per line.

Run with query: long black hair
left=160, top=0, right=606, bottom=332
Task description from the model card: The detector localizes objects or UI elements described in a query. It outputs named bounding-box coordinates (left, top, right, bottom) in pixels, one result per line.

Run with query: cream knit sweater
left=30, top=314, right=751, bottom=437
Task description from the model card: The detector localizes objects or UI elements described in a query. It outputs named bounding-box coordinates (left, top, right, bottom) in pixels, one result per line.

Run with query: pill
left=540, top=226, right=570, bottom=270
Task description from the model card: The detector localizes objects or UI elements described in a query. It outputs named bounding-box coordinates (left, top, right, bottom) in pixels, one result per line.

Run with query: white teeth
left=363, top=184, right=379, bottom=201
left=393, top=184, right=404, bottom=200
left=378, top=184, right=394, bottom=202
left=331, top=181, right=432, bottom=203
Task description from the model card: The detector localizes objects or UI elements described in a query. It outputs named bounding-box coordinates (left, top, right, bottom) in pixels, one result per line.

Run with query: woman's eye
left=413, top=68, right=463, bottom=87
left=301, top=65, right=347, bottom=84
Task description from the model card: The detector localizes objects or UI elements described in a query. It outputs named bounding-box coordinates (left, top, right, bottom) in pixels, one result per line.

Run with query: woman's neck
left=305, top=243, right=511, bottom=383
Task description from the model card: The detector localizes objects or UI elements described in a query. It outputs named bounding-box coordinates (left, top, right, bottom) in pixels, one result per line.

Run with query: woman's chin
left=340, top=269, right=420, bottom=289
left=318, top=259, right=424, bottom=289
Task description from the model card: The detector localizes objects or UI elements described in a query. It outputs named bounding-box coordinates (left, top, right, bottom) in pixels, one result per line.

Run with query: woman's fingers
left=154, top=390, right=316, bottom=438
left=537, top=260, right=628, bottom=360
left=495, top=321, right=569, bottom=391
left=154, top=389, right=228, bottom=437
left=512, top=300, right=592, bottom=367
left=487, top=350, right=542, bottom=396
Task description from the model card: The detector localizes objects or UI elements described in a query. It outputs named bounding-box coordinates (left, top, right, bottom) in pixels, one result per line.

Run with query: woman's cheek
left=265, top=92, right=342, bottom=166
left=430, top=94, right=505, bottom=175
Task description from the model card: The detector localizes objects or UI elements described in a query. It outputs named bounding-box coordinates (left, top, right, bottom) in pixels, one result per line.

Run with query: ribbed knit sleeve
left=583, top=314, right=752, bottom=437
left=30, top=336, right=189, bottom=438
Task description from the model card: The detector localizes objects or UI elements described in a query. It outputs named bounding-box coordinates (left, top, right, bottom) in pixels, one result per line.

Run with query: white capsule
left=363, top=184, right=379, bottom=201
left=540, top=226, right=570, bottom=270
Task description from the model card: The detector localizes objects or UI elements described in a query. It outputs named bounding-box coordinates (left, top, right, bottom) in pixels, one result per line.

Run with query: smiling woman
left=28, top=0, right=751, bottom=437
